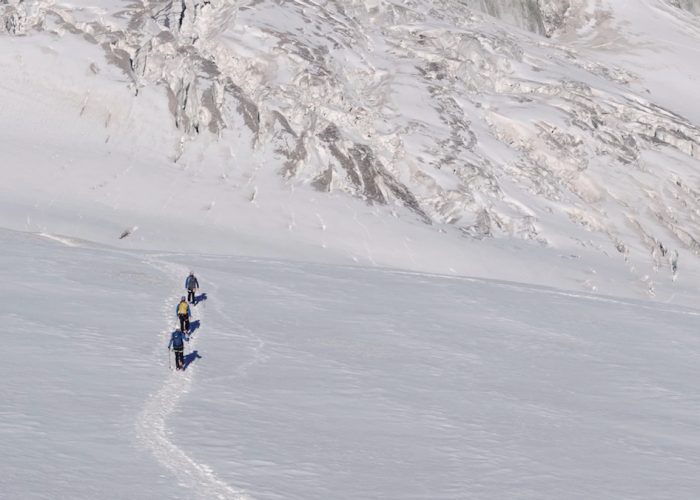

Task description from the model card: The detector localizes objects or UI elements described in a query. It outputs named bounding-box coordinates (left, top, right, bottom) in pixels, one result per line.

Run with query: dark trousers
left=187, top=289, right=196, bottom=304
left=173, top=348, right=184, bottom=369
left=178, top=314, right=190, bottom=333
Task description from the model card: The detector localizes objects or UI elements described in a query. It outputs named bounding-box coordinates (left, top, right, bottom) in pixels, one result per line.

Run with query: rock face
left=463, top=0, right=548, bottom=35
left=670, top=0, right=700, bottom=13
left=2, top=0, right=700, bottom=292
left=461, top=0, right=592, bottom=37
left=464, top=0, right=700, bottom=34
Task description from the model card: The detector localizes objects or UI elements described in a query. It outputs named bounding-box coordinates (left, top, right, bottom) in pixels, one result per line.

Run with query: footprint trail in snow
left=136, top=258, right=251, bottom=500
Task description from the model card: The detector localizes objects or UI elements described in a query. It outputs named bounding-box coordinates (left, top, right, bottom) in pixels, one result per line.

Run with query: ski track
left=136, top=257, right=251, bottom=500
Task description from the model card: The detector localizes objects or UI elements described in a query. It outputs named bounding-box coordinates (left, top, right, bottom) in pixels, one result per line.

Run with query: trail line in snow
left=136, top=257, right=251, bottom=500
left=203, top=277, right=270, bottom=382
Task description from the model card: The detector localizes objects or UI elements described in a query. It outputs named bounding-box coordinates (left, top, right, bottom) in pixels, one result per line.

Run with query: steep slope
left=2, top=0, right=700, bottom=301
left=461, top=0, right=587, bottom=36
left=672, top=0, right=700, bottom=14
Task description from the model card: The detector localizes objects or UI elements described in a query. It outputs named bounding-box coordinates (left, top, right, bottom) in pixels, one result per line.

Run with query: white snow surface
left=3, top=0, right=700, bottom=498
left=3, top=229, right=700, bottom=499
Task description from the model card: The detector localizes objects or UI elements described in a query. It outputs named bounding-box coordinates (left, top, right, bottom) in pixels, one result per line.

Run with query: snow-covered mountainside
left=2, top=0, right=700, bottom=301
left=4, top=228, right=700, bottom=499
left=3, top=3, right=700, bottom=499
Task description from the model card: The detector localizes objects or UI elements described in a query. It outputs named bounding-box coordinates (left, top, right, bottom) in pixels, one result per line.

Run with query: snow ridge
left=136, top=258, right=250, bottom=500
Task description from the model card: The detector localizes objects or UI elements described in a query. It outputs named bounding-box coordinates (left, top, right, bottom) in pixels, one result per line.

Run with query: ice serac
left=460, top=0, right=591, bottom=37
left=670, top=0, right=700, bottom=14
left=462, top=0, right=547, bottom=35
left=2, top=0, right=700, bottom=298
left=1, top=0, right=30, bottom=35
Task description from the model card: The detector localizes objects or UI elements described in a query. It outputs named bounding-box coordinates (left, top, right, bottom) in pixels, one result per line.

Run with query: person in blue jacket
left=176, top=296, right=191, bottom=333
left=185, top=272, right=200, bottom=304
left=168, top=329, right=188, bottom=370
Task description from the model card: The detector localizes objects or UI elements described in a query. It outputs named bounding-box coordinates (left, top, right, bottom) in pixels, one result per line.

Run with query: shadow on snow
left=193, top=293, right=208, bottom=306
left=183, top=350, right=202, bottom=370
left=188, top=320, right=200, bottom=335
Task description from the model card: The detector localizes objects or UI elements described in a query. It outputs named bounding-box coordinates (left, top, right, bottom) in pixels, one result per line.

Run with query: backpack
left=177, top=301, right=189, bottom=315
left=172, top=331, right=184, bottom=348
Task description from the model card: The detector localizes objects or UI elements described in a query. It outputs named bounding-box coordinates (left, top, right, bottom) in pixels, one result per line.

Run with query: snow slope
left=3, top=229, right=700, bottom=499
left=3, top=1, right=700, bottom=498
left=2, top=230, right=183, bottom=498
left=1, top=0, right=700, bottom=302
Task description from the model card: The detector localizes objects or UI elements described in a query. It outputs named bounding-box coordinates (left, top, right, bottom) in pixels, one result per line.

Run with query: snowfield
left=2, top=0, right=700, bottom=498
left=3, top=229, right=700, bottom=499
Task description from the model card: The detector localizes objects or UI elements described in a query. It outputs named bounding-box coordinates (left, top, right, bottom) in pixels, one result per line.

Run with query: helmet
left=181, top=296, right=186, bottom=301
left=189, top=271, right=194, bottom=276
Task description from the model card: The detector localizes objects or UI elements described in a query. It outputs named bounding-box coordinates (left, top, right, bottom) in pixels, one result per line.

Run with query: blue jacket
left=176, top=301, right=191, bottom=317
left=185, top=275, right=199, bottom=290
left=168, top=330, right=188, bottom=350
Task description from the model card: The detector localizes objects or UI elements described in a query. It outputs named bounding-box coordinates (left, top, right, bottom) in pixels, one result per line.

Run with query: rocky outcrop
left=3, top=0, right=700, bottom=289
left=461, top=0, right=591, bottom=37
left=669, top=0, right=700, bottom=14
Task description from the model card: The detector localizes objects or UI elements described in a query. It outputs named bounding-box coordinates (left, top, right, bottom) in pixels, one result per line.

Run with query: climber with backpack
left=185, top=271, right=200, bottom=304
left=168, top=329, right=188, bottom=370
left=176, top=296, right=191, bottom=333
